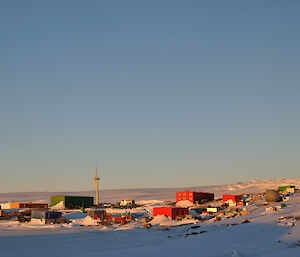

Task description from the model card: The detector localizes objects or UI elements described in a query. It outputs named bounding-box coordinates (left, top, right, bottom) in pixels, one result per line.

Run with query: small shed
left=88, top=209, right=106, bottom=220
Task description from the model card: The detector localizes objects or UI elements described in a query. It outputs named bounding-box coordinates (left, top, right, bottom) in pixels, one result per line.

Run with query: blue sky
left=0, top=1, right=300, bottom=193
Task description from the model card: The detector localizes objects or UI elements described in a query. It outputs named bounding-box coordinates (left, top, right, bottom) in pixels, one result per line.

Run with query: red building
left=176, top=191, right=214, bottom=204
left=9, top=202, right=48, bottom=209
left=223, top=195, right=243, bottom=203
left=153, top=207, right=189, bottom=220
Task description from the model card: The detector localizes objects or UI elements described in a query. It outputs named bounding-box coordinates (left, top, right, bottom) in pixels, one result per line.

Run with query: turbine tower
left=94, top=166, right=100, bottom=206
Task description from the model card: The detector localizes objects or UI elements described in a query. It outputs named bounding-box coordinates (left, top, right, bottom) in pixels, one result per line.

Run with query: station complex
left=0, top=185, right=298, bottom=224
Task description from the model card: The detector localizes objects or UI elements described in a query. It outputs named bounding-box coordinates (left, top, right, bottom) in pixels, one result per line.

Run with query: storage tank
left=265, top=190, right=280, bottom=202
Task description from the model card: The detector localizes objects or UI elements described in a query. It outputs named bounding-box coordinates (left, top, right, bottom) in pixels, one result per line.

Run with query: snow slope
left=1, top=178, right=299, bottom=203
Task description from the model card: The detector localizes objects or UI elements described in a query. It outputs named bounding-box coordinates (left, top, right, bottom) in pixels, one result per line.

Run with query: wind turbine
left=94, top=166, right=100, bottom=206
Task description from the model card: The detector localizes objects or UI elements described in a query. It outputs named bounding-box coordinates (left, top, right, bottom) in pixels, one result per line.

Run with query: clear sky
left=0, top=1, right=300, bottom=193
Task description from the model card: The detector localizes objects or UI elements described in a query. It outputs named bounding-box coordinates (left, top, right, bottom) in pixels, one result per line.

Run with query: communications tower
left=94, top=166, right=100, bottom=206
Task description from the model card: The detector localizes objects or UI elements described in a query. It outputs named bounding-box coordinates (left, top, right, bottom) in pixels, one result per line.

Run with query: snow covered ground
left=0, top=179, right=299, bottom=257
left=0, top=194, right=299, bottom=257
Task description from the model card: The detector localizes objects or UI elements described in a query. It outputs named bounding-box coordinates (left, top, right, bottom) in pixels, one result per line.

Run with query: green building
left=277, top=185, right=295, bottom=192
left=51, top=196, right=94, bottom=209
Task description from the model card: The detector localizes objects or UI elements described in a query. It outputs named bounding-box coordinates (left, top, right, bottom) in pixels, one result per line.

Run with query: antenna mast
left=94, top=166, right=100, bottom=206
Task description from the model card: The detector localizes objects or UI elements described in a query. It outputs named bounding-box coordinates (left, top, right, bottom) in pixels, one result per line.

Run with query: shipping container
left=206, top=207, right=219, bottom=213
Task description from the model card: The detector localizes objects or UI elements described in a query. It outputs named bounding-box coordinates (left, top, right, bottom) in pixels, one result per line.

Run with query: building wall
left=9, top=202, right=21, bottom=208
left=176, top=192, right=194, bottom=203
left=51, top=196, right=66, bottom=207
left=20, top=203, right=48, bottom=209
left=46, top=211, right=62, bottom=219
left=172, top=207, right=189, bottom=218
left=153, top=207, right=173, bottom=219
left=223, top=195, right=243, bottom=202
left=9, top=202, right=48, bottom=209
left=153, top=207, right=189, bottom=220
left=65, top=196, right=94, bottom=208
left=32, top=210, right=62, bottom=219
left=51, top=196, right=94, bottom=208
left=31, top=210, right=47, bottom=219
left=176, top=191, right=214, bottom=203
left=193, top=192, right=214, bottom=203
